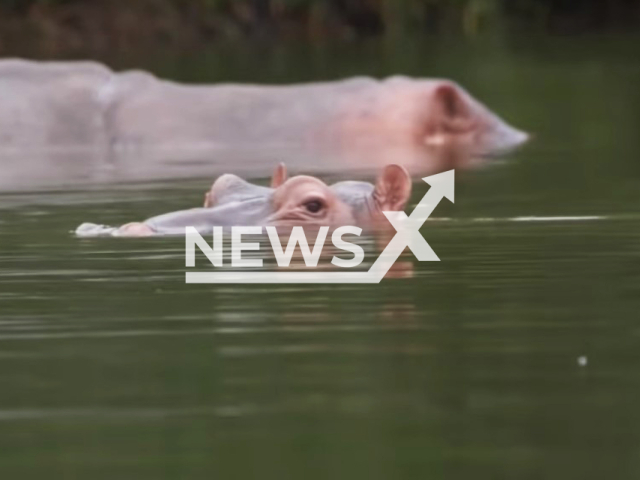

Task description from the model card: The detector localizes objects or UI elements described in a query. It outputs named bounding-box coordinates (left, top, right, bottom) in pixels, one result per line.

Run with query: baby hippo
left=78, top=164, right=411, bottom=237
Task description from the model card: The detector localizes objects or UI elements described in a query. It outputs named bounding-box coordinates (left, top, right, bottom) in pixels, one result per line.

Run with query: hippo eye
left=303, top=199, right=325, bottom=214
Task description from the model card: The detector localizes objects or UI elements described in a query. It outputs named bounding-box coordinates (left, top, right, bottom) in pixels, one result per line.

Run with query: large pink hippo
left=0, top=59, right=528, bottom=189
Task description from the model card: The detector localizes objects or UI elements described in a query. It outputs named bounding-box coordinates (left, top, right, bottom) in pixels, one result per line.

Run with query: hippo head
left=338, top=77, right=529, bottom=163
left=125, top=163, right=411, bottom=236
left=418, top=81, right=529, bottom=156
left=200, top=164, right=359, bottom=227
left=203, top=163, right=412, bottom=228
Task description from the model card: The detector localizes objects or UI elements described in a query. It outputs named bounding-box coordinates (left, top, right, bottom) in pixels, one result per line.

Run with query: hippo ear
left=271, top=162, right=288, bottom=188
left=204, top=191, right=213, bottom=208
left=374, top=164, right=412, bottom=212
left=431, top=83, right=475, bottom=133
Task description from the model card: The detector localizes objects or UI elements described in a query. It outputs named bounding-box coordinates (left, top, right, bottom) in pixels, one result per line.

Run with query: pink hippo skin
left=109, top=74, right=527, bottom=154
left=76, top=164, right=412, bottom=237
left=0, top=60, right=527, bottom=189
left=109, top=74, right=528, bottom=174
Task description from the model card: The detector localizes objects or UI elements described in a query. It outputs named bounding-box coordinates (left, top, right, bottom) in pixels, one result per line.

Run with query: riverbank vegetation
left=0, top=0, right=638, bottom=56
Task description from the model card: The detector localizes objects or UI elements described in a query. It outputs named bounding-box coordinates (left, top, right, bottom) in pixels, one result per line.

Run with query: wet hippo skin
left=0, top=60, right=528, bottom=189
left=0, top=59, right=528, bottom=152
left=75, top=164, right=412, bottom=237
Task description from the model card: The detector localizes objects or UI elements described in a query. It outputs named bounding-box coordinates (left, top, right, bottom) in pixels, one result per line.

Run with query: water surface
left=1, top=34, right=640, bottom=479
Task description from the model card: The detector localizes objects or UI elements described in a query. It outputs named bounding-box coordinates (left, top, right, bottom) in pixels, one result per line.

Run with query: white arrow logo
left=186, top=169, right=455, bottom=284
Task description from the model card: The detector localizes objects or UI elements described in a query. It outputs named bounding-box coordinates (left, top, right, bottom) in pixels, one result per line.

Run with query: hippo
left=0, top=60, right=527, bottom=190
left=75, top=164, right=412, bottom=237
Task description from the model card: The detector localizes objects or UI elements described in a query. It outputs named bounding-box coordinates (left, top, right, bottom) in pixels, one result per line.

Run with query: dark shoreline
left=1, top=0, right=638, bottom=59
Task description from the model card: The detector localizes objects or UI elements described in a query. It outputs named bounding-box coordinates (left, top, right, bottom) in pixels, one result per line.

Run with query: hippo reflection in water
left=0, top=60, right=528, bottom=189
left=75, top=164, right=412, bottom=237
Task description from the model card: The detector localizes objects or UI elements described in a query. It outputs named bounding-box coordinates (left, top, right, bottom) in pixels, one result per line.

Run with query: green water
left=1, top=34, right=640, bottom=479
